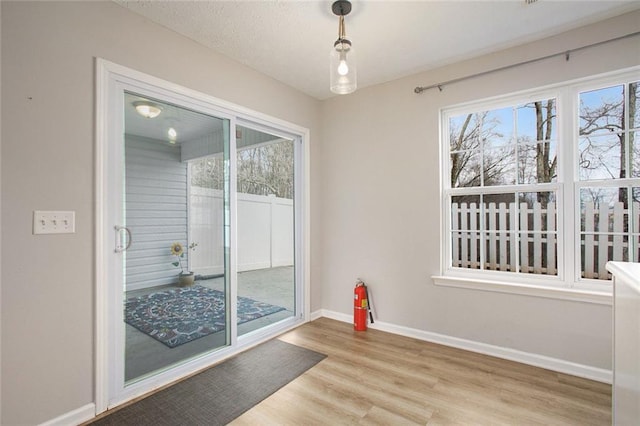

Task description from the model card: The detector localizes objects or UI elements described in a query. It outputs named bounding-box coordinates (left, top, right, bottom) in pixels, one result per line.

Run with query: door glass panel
left=236, top=125, right=296, bottom=336
left=123, top=92, right=230, bottom=383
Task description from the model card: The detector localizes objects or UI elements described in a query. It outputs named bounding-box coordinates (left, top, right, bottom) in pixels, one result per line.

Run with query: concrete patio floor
left=124, top=266, right=295, bottom=382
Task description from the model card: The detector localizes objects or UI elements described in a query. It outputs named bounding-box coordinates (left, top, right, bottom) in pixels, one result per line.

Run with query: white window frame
left=434, top=67, right=640, bottom=305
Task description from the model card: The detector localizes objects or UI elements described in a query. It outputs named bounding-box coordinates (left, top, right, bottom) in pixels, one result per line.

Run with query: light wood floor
left=232, top=317, right=611, bottom=425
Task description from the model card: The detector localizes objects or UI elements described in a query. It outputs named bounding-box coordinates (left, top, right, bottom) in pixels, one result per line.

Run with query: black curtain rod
left=414, top=31, right=640, bottom=94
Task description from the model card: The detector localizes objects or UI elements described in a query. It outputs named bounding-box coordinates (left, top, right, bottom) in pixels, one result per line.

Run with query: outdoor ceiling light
left=168, top=127, right=177, bottom=143
left=133, top=101, right=162, bottom=119
left=330, top=0, right=356, bottom=95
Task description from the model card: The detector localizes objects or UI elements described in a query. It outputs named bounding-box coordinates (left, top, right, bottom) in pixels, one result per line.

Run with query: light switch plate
left=33, top=211, right=76, bottom=234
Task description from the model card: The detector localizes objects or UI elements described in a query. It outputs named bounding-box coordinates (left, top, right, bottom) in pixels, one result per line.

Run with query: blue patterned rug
left=125, top=285, right=286, bottom=348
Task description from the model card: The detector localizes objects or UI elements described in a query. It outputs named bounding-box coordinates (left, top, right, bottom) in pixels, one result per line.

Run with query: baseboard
left=318, top=309, right=612, bottom=384
left=309, top=309, right=323, bottom=321
left=38, top=403, right=95, bottom=426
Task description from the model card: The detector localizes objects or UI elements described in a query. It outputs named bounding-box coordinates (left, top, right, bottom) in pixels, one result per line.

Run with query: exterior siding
left=125, top=135, right=187, bottom=290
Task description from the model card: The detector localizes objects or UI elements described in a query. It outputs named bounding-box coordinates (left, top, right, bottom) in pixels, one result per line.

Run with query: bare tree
left=449, top=112, right=513, bottom=188
left=579, top=82, right=638, bottom=207
left=191, top=139, right=294, bottom=199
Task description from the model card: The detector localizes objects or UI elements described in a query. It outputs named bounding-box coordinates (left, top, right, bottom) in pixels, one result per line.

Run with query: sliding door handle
left=114, top=226, right=132, bottom=253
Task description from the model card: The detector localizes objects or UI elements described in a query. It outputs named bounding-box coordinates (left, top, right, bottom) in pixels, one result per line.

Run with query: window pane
left=483, top=146, right=516, bottom=186
left=580, top=85, right=625, bottom=136
left=517, top=100, right=557, bottom=142
left=633, top=188, right=640, bottom=263
left=449, top=114, right=481, bottom=152
left=482, top=194, right=516, bottom=272
left=579, top=133, right=624, bottom=180
left=451, top=151, right=481, bottom=187
left=581, top=234, right=628, bottom=280
left=519, top=192, right=557, bottom=231
left=580, top=187, right=628, bottom=233
left=517, top=192, right=558, bottom=276
left=191, top=156, right=224, bottom=189
left=483, top=193, right=516, bottom=230
left=451, top=195, right=480, bottom=230
left=483, top=231, right=514, bottom=271
left=518, top=141, right=557, bottom=184
left=484, top=107, right=513, bottom=149
left=631, top=82, right=639, bottom=130
left=580, top=187, right=629, bottom=280
left=519, top=232, right=558, bottom=276
left=632, top=131, right=639, bottom=178
left=451, top=195, right=480, bottom=269
left=451, top=232, right=481, bottom=269
left=481, top=193, right=513, bottom=272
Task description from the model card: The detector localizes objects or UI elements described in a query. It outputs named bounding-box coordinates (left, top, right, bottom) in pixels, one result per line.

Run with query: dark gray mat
left=91, top=339, right=326, bottom=426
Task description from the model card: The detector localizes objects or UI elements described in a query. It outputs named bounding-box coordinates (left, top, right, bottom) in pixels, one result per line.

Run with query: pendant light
left=330, top=0, right=356, bottom=95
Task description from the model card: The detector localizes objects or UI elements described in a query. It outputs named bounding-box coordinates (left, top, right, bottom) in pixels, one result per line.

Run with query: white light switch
left=33, top=211, right=76, bottom=234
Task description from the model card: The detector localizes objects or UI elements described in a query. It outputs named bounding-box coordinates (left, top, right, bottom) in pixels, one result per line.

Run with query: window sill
left=432, top=275, right=612, bottom=305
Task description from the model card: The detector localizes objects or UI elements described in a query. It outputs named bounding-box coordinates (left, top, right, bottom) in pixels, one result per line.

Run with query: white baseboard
left=317, top=309, right=612, bottom=384
left=42, top=310, right=609, bottom=426
left=309, top=309, right=323, bottom=321
left=38, top=403, right=95, bottom=426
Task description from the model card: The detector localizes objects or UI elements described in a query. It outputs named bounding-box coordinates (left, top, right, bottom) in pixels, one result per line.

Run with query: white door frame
left=95, top=59, right=310, bottom=414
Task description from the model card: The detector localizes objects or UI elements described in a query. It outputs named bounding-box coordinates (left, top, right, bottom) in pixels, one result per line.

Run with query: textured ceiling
left=115, top=1, right=640, bottom=100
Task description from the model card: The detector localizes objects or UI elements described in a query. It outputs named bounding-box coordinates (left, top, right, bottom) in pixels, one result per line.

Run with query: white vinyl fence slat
left=533, top=202, right=542, bottom=273
left=488, top=203, right=497, bottom=270
left=498, top=203, right=508, bottom=270
left=613, top=202, right=624, bottom=262
left=635, top=202, right=640, bottom=263
left=546, top=202, right=556, bottom=275
left=520, top=203, right=529, bottom=273
left=452, top=203, right=460, bottom=267
left=598, top=203, right=609, bottom=279
left=510, top=202, right=518, bottom=272
left=449, top=200, right=631, bottom=280
left=470, top=203, right=478, bottom=269
left=460, top=203, right=469, bottom=268
left=584, top=203, right=595, bottom=279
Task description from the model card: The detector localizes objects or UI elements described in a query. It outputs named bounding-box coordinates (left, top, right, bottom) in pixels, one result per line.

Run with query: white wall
left=0, top=1, right=320, bottom=424
left=2, top=1, right=639, bottom=424
left=0, top=3, right=3, bottom=421
left=318, top=11, right=640, bottom=372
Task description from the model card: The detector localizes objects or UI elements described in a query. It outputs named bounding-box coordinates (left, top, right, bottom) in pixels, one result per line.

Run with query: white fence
left=451, top=201, right=640, bottom=280
left=189, top=187, right=294, bottom=275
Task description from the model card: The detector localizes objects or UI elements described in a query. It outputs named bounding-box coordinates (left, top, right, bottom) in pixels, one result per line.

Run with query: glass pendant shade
left=330, top=39, right=357, bottom=95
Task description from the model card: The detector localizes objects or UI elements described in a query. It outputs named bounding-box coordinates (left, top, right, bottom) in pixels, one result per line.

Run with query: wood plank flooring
left=232, top=317, right=611, bottom=425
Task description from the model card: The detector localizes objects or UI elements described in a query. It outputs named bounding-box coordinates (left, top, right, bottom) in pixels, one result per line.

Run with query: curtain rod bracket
left=565, top=51, right=571, bottom=61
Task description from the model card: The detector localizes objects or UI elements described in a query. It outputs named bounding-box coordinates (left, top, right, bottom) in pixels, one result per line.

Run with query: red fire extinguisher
left=354, top=280, right=373, bottom=331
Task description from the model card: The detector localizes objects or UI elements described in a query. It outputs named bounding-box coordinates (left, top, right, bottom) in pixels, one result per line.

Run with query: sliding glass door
left=99, top=60, right=307, bottom=411
left=235, top=125, right=296, bottom=336
left=122, top=92, right=231, bottom=383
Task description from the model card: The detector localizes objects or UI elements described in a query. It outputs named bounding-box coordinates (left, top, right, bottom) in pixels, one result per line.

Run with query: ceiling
left=124, top=92, right=225, bottom=144
left=125, top=92, right=280, bottom=146
left=115, top=1, right=640, bottom=100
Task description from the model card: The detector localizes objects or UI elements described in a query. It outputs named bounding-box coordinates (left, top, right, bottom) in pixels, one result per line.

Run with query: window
left=577, top=81, right=640, bottom=280
left=440, top=69, right=640, bottom=295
